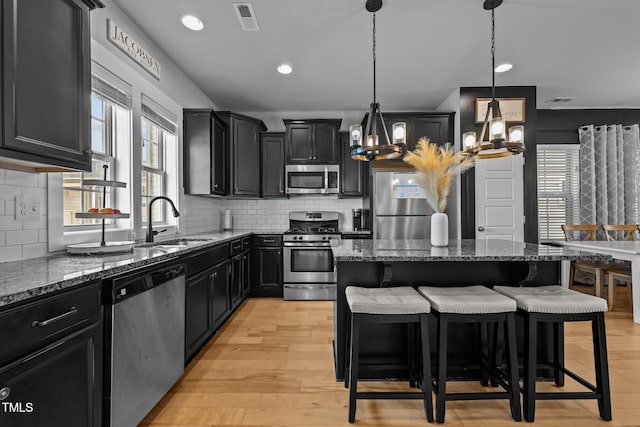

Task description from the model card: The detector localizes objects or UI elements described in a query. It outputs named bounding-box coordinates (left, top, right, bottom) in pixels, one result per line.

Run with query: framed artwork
left=475, top=98, right=525, bottom=123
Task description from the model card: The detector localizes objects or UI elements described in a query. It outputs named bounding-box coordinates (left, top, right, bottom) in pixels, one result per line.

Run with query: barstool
left=345, top=286, right=433, bottom=423
left=417, top=285, right=521, bottom=423
left=493, top=285, right=611, bottom=422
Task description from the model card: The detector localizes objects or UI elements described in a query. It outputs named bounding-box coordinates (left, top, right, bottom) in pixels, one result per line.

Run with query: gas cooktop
left=285, top=227, right=339, bottom=235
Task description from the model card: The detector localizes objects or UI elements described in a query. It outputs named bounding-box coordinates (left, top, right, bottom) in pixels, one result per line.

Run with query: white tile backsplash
left=0, top=169, right=48, bottom=262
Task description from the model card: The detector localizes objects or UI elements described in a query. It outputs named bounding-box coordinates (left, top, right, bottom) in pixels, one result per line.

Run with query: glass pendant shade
left=392, top=122, right=406, bottom=146
left=509, top=125, right=524, bottom=144
left=489, top=116, right=506, bottom=143
left=463, top=132, right=477, bottom=150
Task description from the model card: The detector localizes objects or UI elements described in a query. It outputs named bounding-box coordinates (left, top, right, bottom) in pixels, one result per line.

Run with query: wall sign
left=475, top=97, right=525, bottom=123
left=108, top=19, right=161, bottom=80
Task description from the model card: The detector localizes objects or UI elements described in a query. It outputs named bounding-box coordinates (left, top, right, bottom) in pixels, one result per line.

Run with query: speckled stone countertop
left=332, top=238, right=613, bottom=262
left=0, top=230, right=287, bottom=308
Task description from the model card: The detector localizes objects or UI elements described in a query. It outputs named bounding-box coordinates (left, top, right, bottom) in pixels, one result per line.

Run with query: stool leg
left=523, top=313, right=538, bottom=422
left=408, top=323, right=417, bottom=388
left=344, top=309, right=351, bottom=389
left=479, top=322, right=490, bottom=387
left=348, top=314, right=361, bottom=423
left=435, top=314, right=448, bottom=423
left=592, top=312, right=612, bottom=421
left=553, top=322, right=565, bottom=387
left=491, top=321, right=504, bottom=387
left=505, top=313, right=522, bottom=421
left=420, top=314, right=434, bottom=423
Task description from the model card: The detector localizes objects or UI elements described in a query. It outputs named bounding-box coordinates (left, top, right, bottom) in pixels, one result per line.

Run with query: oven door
left=283, top=243, right=336, bottom=283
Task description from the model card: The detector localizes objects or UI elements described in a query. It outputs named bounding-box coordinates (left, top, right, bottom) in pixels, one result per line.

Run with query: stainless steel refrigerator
left=372, top=170, right=433, bottom=239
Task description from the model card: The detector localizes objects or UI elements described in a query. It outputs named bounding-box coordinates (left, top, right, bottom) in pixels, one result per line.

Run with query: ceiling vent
left=233, top=3, right=260, bottom=31
left=546, top=97, right=576, bottom=103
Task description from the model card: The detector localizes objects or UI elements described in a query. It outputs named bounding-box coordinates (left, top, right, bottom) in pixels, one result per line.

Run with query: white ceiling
left=112, top=0, right=640, bottom=112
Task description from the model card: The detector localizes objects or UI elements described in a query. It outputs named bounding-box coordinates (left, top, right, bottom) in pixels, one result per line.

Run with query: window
left=63, top=64, right=131, bottom=228
left=140, top=95, right=178, bottom=225
left=537, top=144, right=580, bottom=241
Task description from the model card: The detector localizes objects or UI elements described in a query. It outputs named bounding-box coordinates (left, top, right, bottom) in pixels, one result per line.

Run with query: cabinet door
left=1, top=0, right=91, bottom=170
left=211, top=261, right=230, bottom=328
left=185, top=269, right=213, bottom=360
left=313, top=123, right=339, bottom=164
left=212, top=117, right=227, bottom=195
left=410, top=116, right=453, bottom=150
left=0, top=323, right=101, bottom=427
left=183, top=112, right=212, bottom=195
left=232, top=119, right=259, bottom=196
left=260, top=133, right=285, bottom=197
left=285, top=123, right=313, bottom=163
left=339, top=132, right=366, bottom=197
left=230, top=254, right=242, bottom=309
left=242, top=250, right=251, bottom=298
left=254, top=248, right=283, bottom=297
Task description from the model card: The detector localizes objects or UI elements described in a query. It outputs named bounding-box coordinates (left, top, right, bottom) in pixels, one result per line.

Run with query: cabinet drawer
left=231, top=239, right=243, bottom=255
left=242, top=236, right=252, bottom=250
left=256, top=235, right=282, bottom=247
left=185, top=243, right=229, bottom=277
left=0, top=282, right=101, bottom=365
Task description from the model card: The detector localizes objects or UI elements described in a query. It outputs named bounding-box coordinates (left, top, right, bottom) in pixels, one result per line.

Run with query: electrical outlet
left=15, top=196, right=40, bottom=220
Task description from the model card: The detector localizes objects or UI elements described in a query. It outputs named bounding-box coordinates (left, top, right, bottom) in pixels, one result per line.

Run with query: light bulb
left=352, top=129, right=360, bottom=138
left=510, top=129, right=522, bottom=141
left=393, top=126, right=405, bottom=140
left=491, top=121, right=504, bottom=134
left=463, top=132, right=477, bottom=149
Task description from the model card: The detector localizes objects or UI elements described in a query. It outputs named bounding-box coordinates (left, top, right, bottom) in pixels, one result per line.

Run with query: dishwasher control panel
left=104, top=263, right=185, bottom=304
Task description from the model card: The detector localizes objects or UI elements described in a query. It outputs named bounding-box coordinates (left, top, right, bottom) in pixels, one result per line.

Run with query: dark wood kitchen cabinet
left=364, top=112, right=455, bottom=152
left=0, top=282, right=102, bottom=427
left=217, top=112, right=267, bottom=197
left=284, top=119, right=341, bottom=164
left=185, top=266, right=215, bottom=360
left=253, top=235, right=283, bottom=297
left=211, top=260, right=231, bottom=330
left=183, top=109, right=227, bottom=196
left=260, top=132, right=286, bottom=198
left=339, top=131, right=367, bottom=198
left=0, top=0, right=103, bottom=172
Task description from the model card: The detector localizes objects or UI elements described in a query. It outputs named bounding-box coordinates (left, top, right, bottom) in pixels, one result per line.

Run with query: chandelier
left=463, top=0, right=524, bottom=159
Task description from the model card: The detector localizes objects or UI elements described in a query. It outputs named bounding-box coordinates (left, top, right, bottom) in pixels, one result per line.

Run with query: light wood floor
left=141, top=286, right=640, bottom=426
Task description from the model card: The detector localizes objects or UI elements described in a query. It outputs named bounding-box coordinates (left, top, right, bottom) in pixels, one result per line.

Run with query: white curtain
left=578, top=124, right=640, bottom=227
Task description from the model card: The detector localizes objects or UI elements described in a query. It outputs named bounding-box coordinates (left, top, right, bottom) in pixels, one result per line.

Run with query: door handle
left=478, top=226, right=485, bottom=232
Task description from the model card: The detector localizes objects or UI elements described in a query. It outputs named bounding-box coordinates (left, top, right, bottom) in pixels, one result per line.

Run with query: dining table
left=551, top=240, right=640, bottom=323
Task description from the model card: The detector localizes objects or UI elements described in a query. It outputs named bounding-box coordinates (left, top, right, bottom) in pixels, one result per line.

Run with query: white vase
left=431, top=212, right=448, bottom=247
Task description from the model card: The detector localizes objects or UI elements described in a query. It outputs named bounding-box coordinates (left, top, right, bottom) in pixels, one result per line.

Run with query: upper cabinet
left=362, top=112, right=455, bottom=152
left=339, top=131, right=367, bottom=198
left=217, top=112, right=267, bottom=197
left=183, top=109, right=227, bottom=196
left=284, top=119, right=341, bottom=164
left=260, top=132, right=286, bottom=198
left=0, top=0, right=103, bottom=172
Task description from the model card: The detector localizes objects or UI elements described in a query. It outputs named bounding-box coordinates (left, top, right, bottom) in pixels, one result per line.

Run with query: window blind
left=141, top=94, right=178, bottom=134
left=91, top=61, right=132, bottom=109
left=537, top=144, right=581, bottom=241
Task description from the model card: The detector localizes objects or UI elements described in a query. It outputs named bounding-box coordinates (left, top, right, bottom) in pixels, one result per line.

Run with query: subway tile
left=22, top=243, right=48, bottom=259
left=39, top=229, right=48, bottom=243
left=0, top=185, right=22, bottom=201
left=0, top=216, right=22, bottom=231
left=6, top=229, right=39, bottom=245
left=0, top=169, right=3, bottom=184
left=0, top=246, right=22, bottom=262
left=4, top=169, right=39, bottom=187
left=38, top=173, right=47, bottom=188
left=0, top=231, right=5, bottom=246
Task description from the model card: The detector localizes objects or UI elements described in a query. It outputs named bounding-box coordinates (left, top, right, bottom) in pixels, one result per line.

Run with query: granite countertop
left=0, top=230, right=269, bottom=308
left=332, top=238, right=614, bottom=262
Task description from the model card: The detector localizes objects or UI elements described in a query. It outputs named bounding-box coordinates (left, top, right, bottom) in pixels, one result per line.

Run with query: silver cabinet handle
left=31, top=307, right=78, bottom=328
left=263, top=238, right=275, bottom=243
left=478, top=226, right=485, bottom=232
left=0, top=387, right=10, bottom=401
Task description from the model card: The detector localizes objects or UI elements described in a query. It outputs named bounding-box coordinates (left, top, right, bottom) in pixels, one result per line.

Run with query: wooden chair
left=561, top=224, right=607, bottom=297
left=602, top=224, right=638, bottom=309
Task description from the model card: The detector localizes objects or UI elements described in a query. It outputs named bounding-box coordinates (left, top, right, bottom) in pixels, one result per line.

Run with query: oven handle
left=284, top=284, right=335, bottom=290
left=284, top=242, right=333, bottom=247
left=323, top=166, right=328, bottom=194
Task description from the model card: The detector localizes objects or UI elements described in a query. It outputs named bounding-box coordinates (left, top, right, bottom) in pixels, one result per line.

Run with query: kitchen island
left=331, top=238, right=610, bottom=381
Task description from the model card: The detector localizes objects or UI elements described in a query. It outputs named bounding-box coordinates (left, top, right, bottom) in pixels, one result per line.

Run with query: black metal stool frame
left=431, top=310, right=522, bottom=423
left=521, top=310, right=611, bottom=422
left=346, top=310, right=434, bottom=423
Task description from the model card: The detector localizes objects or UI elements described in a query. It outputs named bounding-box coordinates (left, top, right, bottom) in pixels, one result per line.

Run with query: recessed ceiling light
left=277, top=64, right=293, bottom=75
left=181, top=14, right=204, bottom=31
left=495, top=63, right=513, bottom=73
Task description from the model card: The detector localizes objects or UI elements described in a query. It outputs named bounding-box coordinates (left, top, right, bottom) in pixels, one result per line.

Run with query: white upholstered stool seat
left=493, top=285, right=608, bottom=314
left=417, top=285, right=516, bottom=314
left=345, top=286, right=431, bottom=315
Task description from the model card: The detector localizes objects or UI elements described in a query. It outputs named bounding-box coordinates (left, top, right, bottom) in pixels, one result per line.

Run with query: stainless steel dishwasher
left=103, top=262, right=186, bottom=427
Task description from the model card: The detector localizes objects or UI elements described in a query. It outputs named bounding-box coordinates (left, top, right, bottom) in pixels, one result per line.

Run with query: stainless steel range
left=283, top=211, right=341, bottom=300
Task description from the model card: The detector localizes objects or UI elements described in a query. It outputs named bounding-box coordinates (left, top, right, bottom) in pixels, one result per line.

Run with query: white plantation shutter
left=537, top=144, right=581, bottom=240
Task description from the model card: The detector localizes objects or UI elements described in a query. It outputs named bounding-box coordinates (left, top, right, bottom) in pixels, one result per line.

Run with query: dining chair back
left=602, top=224, right=639, bottom=241
left=561, top=224, right=599, bottom=241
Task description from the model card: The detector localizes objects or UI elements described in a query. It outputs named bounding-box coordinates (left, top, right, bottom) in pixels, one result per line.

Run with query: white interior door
left=475, top=154, right=525, bottom=242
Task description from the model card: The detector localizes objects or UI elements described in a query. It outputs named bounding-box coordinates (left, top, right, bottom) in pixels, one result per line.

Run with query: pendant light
left=350, top=0, right=405, bottom=161
left=464, top=0, right=524, bottom=159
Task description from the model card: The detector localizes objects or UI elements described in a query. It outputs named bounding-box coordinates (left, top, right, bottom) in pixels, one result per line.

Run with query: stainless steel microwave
left=285, top=164, right=339, bottom=195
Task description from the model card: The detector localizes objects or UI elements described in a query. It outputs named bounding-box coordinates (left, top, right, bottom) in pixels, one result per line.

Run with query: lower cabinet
left=185, top=267, right=215, bottom=359
left=211, top=260, right=231, bottom=330
left=0, top=282, right=102, bottom=427
left=254, top=247, right=283, bottom=297
left=242, top=250, right=251, bottom=298
left=230, top=253, right=243, bottom=310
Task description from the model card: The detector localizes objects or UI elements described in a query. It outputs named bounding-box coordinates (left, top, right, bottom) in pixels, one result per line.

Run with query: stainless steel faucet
left=146, top=196, right=180, bottom=242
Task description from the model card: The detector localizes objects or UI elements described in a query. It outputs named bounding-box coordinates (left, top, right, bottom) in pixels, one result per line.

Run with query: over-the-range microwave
left=285, top=164, right=339, bottom=195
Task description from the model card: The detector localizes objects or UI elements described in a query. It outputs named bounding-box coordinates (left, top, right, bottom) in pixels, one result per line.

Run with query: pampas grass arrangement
left=403, top=137, right=474, bottom=213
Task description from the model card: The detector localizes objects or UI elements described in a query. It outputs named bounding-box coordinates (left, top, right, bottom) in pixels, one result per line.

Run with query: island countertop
left=331, top=238, right=611, bottom=262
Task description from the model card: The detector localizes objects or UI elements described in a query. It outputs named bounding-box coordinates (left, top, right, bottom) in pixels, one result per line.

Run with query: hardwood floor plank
left=140, top=297, right=640, bottom=426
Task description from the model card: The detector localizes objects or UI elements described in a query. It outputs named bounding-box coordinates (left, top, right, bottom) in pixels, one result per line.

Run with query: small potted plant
left=403, top=137, right=474, bottom=246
